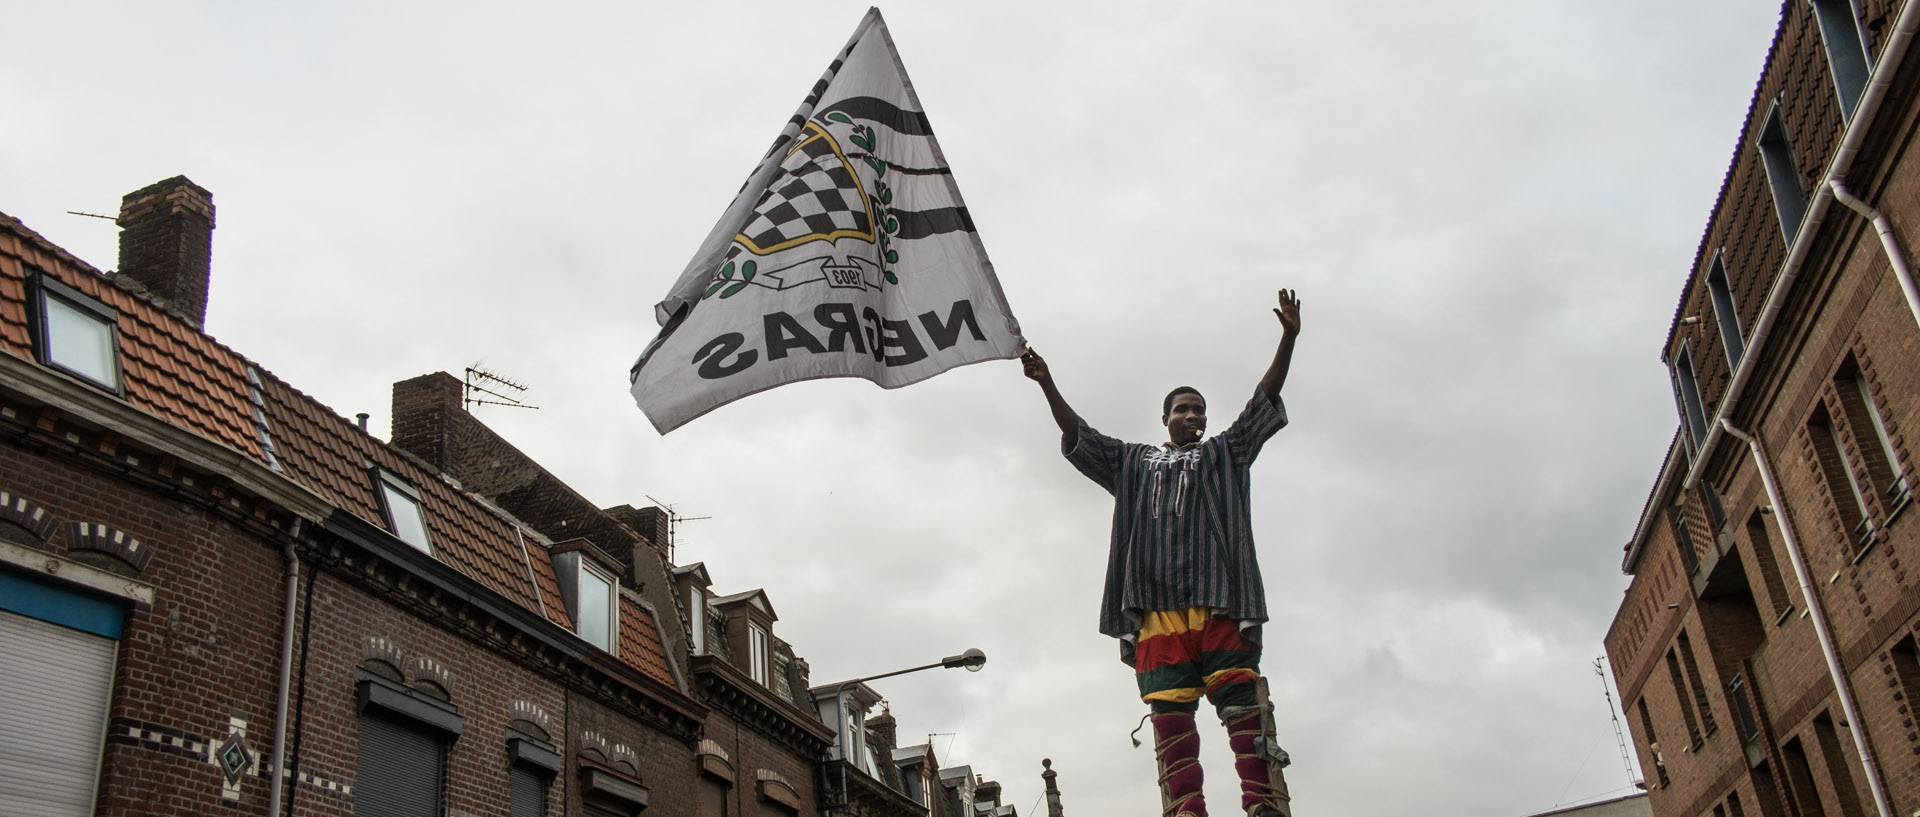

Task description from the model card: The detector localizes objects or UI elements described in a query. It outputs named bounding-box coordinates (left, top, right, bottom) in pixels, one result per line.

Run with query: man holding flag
left=1022, top=291, right=1301, bottom=817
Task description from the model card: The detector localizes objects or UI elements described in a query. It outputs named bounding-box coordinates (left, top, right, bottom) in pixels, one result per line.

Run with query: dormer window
left=578, top=562, right=616, bottom=651
left=553, top=544, right=620, bottom=653
left=749, top=623, right=770, bottom=684
left=32, top=274, right=122, bottom=391
left=374, top=470, right=432, bottom=553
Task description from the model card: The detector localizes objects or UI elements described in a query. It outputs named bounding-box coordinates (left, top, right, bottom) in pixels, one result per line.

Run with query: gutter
left=1622, top=436, right=1686, bottom=572
left=1828, top=180, right=1920, bottom=329
left=1677, top=0, right=1920, bottom=496
left=1720, top=419, right=1893, bottom=817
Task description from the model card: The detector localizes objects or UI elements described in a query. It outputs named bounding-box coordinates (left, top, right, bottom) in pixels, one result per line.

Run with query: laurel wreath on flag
left=704, top=115, right=905, bottom=301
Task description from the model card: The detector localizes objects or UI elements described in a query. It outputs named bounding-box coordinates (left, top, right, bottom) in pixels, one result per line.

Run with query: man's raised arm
left=1257, top=288, right=1302, bottom=404
left=1022, top=349, right=1082, bottom=444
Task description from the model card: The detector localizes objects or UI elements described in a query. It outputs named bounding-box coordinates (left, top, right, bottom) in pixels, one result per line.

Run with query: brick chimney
left=116, top=177, right=215, bottom=329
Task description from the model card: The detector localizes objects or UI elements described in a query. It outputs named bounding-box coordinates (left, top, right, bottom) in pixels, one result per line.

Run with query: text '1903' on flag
left=629, top=7, right=1024, bottom=434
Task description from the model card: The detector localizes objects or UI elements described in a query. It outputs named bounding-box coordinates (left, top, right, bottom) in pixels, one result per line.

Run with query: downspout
left=266, top=522, right=303, bottom=817
left=1680, top=0, right=1920, bottom=495
left=1720, top=419, right=1893, bottom=817
left=1828, top=180, right=1920, bottom=330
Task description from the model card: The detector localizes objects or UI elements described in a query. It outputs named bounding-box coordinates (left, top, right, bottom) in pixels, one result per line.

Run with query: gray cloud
left=2, top=1, right=1783, bottom=813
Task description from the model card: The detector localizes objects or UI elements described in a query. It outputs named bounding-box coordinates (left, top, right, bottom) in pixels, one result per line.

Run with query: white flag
left=630, top=8, right=1024, bottom=434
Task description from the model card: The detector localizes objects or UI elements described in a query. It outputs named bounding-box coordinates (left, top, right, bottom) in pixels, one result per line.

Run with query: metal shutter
left=0, top=609, right=115, bottom=817
left=509, top=765, right=547, bottom=817
left=354, top=713, right=444, bottom=817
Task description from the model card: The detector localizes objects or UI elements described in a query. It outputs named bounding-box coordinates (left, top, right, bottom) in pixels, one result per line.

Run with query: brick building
left=1604, top=5, right=1920, bottom=817
left=0, top=177, right=1009, bottom=816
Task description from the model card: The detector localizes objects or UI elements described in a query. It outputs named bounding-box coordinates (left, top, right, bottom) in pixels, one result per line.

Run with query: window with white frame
left=749, top=623, right=769, bottom=684
left=375, top=471, right=432, bottom=553
left=578, top=563, right=617, bottom=652
left=32, top=274, right=121, bottom=391
left=688, top=587, right=708, bottom=655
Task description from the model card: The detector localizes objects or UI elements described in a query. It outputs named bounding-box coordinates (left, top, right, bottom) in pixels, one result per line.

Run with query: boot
left=1224, top=709, right=1290, bottom=817
left=1151, top=711, right=1207, bottom=817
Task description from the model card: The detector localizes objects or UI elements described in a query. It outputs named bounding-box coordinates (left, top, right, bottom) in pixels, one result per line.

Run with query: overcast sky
left=5, top=2, right=1784, bottom=814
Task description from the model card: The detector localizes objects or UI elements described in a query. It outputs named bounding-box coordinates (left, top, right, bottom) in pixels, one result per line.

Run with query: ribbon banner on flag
left=630, top=7, right=1024, bottom=434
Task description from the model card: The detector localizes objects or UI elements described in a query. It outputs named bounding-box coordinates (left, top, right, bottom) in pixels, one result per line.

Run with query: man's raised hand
left=1274, top=289, right=1302, bottom=336
left=1021, top=349, right=1051, bottom=384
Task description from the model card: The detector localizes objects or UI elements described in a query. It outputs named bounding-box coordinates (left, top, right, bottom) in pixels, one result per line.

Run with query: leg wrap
left=1224, top=710, right=1287, bottom=815
left=1152, top=711, right=1207, bottom=817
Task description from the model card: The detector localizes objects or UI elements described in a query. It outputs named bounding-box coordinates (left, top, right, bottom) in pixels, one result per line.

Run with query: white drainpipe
left=1827, top=179, right=1920, bottom=330
left=1680, top=0, right=1920, bottom=496
left=1720, top=419, right=1893, bottom=817
left=266, top=533, right=301, bottom=817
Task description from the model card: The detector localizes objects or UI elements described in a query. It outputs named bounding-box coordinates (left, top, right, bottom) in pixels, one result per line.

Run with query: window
left=1745, top=512, right=1794, bottom=621
left=699, top=775, right=730, bottom=817
left=374, top=471, right=431, bottom=553
left=353, top=672, right=461, bottom=817
left=1835, top=357, right=1910, bottom=513
left=1667, top=649, right=1704, bottom=745
left=1809, top=404, right=1876, bottom=551
left=31, top=274, right=122, bottom=391
left=509, top=765, right=547, bottom=817
left=1706, top=253, right=1745, bottom=369
left=1677, top=632, right=1717, bottom=737
left=749, top=623, right=770, bottom=684
left=689, top=587, right=708, bottom=655
left=1672, top=343, right=1711, bottom=455
left=1812, top=0, right=1873, bottom=120
left=578, top=563, right=616, bottom=652
left=1758, top=101, right=1810, bottom=243
left=506, top=728, right=558, bottom=817
left=1637, top=699, right=1671, bottom=788
left=1728, top=673, right=1759, bottom=741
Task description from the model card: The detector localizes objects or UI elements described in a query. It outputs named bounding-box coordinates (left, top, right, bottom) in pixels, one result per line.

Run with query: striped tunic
left=1065, top=391, right=1288, bottom=643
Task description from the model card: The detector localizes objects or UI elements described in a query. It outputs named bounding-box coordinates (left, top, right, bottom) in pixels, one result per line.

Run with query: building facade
left=1606, top=6, right=1920, bottom=817
left=0, top=176, right=1012, bottom=816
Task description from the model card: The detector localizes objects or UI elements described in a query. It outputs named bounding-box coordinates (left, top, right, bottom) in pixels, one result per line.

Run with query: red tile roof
left=619, top=598, right=675, bottom=688
left=0, top=209, right=666, bottom=676
left=0, top=216, right=260, bottom=458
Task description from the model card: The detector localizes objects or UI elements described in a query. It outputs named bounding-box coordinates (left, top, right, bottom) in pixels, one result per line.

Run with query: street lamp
left=818, top=649, right=988, bottom=814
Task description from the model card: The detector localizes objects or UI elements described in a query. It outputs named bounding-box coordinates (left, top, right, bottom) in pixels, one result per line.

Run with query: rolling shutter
left=354, top=712, right=444, bottom=817
left=509, top=764, right=547, bottom=817
left=0, top=609, right=116, bottom=817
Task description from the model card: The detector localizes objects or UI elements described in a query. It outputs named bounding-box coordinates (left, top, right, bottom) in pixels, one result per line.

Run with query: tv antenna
left=464, top=366, right=539, bottom=412
left=1596, top=657, right=1640, bottom=790
left=644, top=495, right=710, bottom=562
left=67, top=210, right=116, bottom=221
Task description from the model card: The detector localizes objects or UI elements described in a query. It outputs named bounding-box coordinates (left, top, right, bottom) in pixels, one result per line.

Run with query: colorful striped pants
left=1133, top=608, right=1261, bottom=715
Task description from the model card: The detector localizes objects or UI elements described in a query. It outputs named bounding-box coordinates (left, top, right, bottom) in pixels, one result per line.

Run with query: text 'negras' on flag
left=629, top=7, right=1024, bottom=434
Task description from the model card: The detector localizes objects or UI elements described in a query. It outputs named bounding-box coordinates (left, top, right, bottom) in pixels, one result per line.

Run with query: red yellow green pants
left=1133, top=608, right=1261, bottom=715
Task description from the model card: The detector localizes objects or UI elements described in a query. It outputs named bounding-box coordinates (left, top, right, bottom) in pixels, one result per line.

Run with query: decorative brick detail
left=510, top=700, right=555, bottom=738
left=362, top=636, right=405, bottom=676
left=108, top=717, right=210, bottom=763
left=293, top=764, right=354, bottom=800
left=407, top=655, right=453, bottom=693
left=65, top=521, right=152, bottom=573
left=0, top=489, right=57, bottom=543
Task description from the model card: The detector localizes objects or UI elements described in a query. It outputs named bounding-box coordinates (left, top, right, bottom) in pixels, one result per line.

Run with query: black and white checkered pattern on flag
left=736, top=126, right=874, bottom=254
